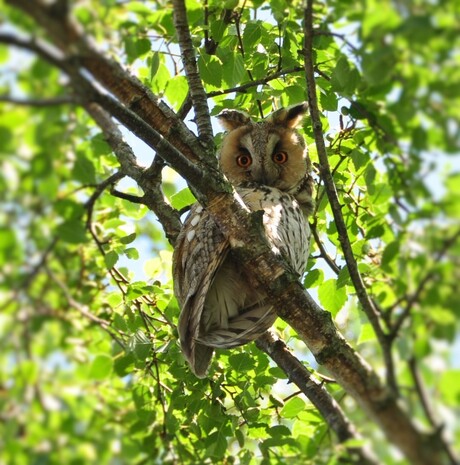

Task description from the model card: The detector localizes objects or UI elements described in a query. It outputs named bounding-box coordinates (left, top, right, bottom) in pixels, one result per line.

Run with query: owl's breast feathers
left=238, top=185, right=311, bottom=276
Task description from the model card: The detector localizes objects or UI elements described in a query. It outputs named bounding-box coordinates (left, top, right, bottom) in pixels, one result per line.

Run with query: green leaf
left=362, top=49, right=394, bottom=86
left=303, top=268, right=324, bottom=288
left=222, top=54, right=245, bottom=88
left=72, top=152, right=96, bottom=184
left=235, top=428, right=245, bottom=447
left=107, top=292, right=123, bottom=308
left=267, top=425, right=291, bottom=438
left=320, top=90, right=338, bottom=111
left=129, top=331, right=151, bottom=362
left=331, top=56, right=350, bottom=91
left=88, top=354, right=113, bottom=380
left=0, top=125, right=13, bottom=148
left=149, top=51, right=160, bottom=81
left=120, top=232, right=137, bottom=244
left=170, top=188, right=196, bottom=211
left=381, top=241, right=400, bottom=271
left=206, top=431, right=227, bottom=458
left=104, top=250, right=119, bottom=268
left=280, top=397, right=305, bottom=419
left=151, top=60, right=171, bottom=94
left=57, top=219, right=88, bottom=244
left=439, top=370, right=460, bottom=405
left=124, top=247, right=139, bottom=260
left=351, top=149, right=370, bottom=170
left=228, top=353, right=255, bottom=372
left=165, top=75, right=188, bottom=107
left=125, top=37, right=151, bottom=63
left=114, top=352, right=135, bottom=377
left=197, top=54, right=222, bottom=88
left=318, top=279, right=347, bottom=315
left=0, top=45, right=9, bottom=64
left=242, top=22, right=262, bottom=50
left=336, top=266, right=351, bottom=288
left=357, top=323, right=374, bottom=345
left=91, top=133, right=111, bottom=156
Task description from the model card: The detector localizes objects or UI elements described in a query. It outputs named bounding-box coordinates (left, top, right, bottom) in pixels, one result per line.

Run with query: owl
left=173, top=103, right=314, bottom=377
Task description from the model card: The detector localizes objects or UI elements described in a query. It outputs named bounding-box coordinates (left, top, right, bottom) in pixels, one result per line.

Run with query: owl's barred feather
left=173, top=103, right=314, bottom=377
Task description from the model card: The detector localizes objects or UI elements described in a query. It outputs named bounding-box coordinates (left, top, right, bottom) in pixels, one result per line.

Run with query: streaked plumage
left=173, top=103, right=314, bottom=377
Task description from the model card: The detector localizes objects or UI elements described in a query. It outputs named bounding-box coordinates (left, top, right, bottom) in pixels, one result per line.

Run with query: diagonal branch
left=83, top=103, right=182, bottom=244
left=0, top=31, right=65, bottom=67
left=256, top=331, right=380, bottom=465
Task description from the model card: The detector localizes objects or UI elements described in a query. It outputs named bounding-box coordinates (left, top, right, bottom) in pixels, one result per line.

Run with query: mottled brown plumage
left=173, top=103, right=314, bottom=377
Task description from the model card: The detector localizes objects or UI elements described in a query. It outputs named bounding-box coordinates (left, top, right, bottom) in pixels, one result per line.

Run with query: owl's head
left=217, top=103, right=310, bottom=192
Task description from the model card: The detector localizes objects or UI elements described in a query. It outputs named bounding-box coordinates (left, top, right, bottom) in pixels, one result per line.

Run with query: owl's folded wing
left=172, top=204, right=230, bottom=377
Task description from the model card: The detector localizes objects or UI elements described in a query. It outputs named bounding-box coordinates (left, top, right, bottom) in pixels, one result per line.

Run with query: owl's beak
left=251, top=166, right=277, bottom=187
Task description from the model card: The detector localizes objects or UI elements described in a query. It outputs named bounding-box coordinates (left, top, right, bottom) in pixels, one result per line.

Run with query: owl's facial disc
left=237, top=131, right=283, bottom=187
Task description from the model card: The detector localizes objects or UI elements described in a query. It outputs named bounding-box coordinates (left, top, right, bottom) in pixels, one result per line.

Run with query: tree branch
left=5, top=0, right=208, bottom=166
left=84, top=170, right=126, bottom=228
left=83, top=102, right=182, bottom=244
left=0, top=31, right=65, bottom=68
left=172, top=0, right=214, bottom=150
left=311, top=222, right=341, bottom=275
left=302, top=0, right=398, bottom=394
left=408, top=358, right=458, bottom=465
left=256, top=331, right=380, bottom=465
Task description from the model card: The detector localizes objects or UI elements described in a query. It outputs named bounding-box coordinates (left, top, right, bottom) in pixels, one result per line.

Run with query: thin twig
left=408, top=358, right=459, bottom=465
left=311, top=222, right=341, bottom=274
left=45, top=266, right=125, bottom=348
left=175, top=66, right=305, bottom=119
left=207, top=66, right=304, bottom=98
left=234, top=9, right=263, bottom=116
left=84, top=171, right=125, bottom=227
left=391, top=228, right=460, bottom=338
left=110, top=189, right=146, bottom=204
left=83, top=102, right=183, bottom=244
left=0, top=95, right=75, bottom=106
left=313, top=30, right=359, bottom=53
left=0, top=32, right=64, bottom=67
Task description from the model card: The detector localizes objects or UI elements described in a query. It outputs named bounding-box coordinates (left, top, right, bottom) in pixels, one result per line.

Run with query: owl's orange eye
left=236, top=153, right=252, bottom=168
left=273, top=151, right=288, bottom=164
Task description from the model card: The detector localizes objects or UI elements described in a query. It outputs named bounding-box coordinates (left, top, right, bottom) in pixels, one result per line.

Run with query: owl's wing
left=173, top=204, right=230, bottom=377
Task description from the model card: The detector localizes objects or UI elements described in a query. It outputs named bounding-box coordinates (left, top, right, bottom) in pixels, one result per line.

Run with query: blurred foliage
left=0, top=0, right=459, bottom=464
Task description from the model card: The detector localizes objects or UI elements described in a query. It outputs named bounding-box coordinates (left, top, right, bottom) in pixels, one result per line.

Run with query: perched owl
left=173, top=103, right=314, bottom=377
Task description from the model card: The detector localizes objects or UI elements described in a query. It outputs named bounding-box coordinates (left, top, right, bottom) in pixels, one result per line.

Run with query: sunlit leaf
left=280, top=397, right=306, bottom=419
left=89, top=354, right=113, bottom=380
left=318, top=279, right=347, bottom=315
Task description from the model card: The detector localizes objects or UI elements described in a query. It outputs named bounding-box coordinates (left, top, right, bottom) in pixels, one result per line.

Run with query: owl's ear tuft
left=217, top=110, right=251, bottom=131
left=269, top=102, right=309, bottom=128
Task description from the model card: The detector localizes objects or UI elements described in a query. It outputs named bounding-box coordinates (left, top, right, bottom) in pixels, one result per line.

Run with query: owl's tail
left=196, top=304, right=276, bottom=349
left=189, top=345, right=214, bottom=378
